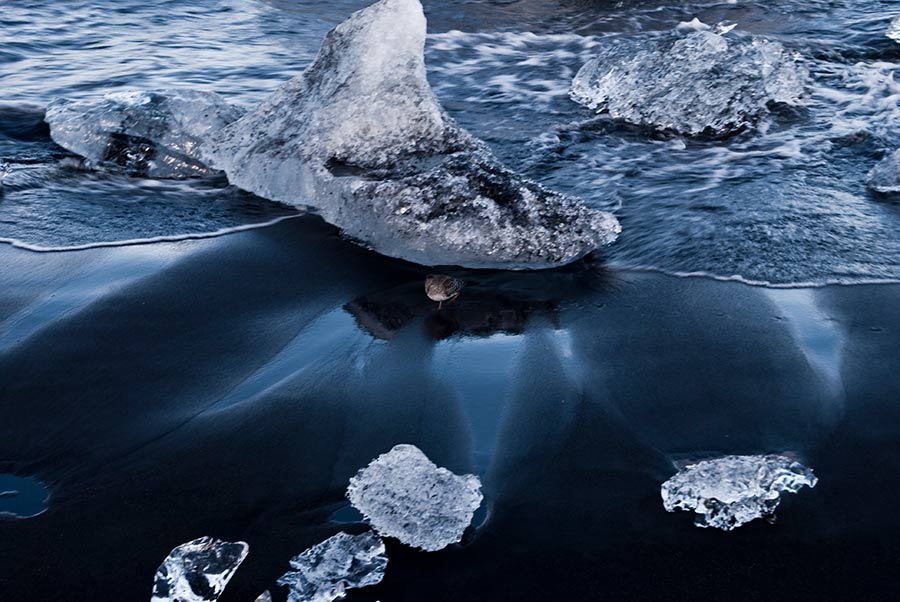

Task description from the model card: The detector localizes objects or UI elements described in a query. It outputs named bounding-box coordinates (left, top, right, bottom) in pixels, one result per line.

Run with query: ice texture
left=868, top=149, right=900, bottom=194
left=45, top=90, right=242, bottom=178
left=889, top=15, right=900, bottom=42
left=151, top=536, right=249, bottom=602
left=570, top=25, right=808, bottom=137
left=203, top=0, right=619, bottom=269
left=346, top=444, right=483, bottom=551
left=276, top=531, right=387, bottom=602
left=660, top=455, right=817, bottom=531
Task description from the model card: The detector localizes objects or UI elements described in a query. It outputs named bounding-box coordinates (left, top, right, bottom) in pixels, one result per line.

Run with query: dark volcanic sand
left=2, top=216, right=900, bottom=601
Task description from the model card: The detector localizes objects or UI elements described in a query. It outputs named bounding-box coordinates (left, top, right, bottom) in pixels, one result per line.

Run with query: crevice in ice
left=44, top=90, right=243, bottom=179
left=346, top=444, right=483, bottom=551
left=868, top=148, right=900, bottom=194
left=202, top=0, right=619, bottom=269
left=276, top=531, right=387, bottom=602
left=151, top=536, right=249, bottom=602
left=569, top=23, right=808, bottom=138
left=660, top=455, right=817, bottom=531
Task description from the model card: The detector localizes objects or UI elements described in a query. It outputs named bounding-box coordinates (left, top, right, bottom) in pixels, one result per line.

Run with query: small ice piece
left=868, top=149, right=900, bottom=194
left=675, top=17, right=710, bottom=32
left=151, top=536, right=249, bottom=602
left=888, top=15, right=900, bottom=42
left=45, top=90, right=243, bottom=178
left=346, top=444, right=483, bottom=551
left=570, top=26, right=808, bottom=137
left=660, top=455, right=817, bottom=531
left=255, top=591, right=273, bottom=602
left=204, top=0, right=619, bottom=269
left=276, top=531, right=387, bottom=602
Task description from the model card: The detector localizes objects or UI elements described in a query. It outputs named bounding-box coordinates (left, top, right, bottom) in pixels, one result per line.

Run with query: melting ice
left=570, top=24, right=808, bottom=137
left=151, top=536, right=248, bottom=602
left=660, top=455, right=817, bottom=531
left=203, top=0, right=619, bottom=269
left=276, top=531, right=387, bottom=602
left=346, top=444, right=483, bottom=551
left=45, top=90, right=242, bottom=178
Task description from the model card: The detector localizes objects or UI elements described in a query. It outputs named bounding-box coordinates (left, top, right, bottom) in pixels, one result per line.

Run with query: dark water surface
left=3, top=1, right=900, bottom=601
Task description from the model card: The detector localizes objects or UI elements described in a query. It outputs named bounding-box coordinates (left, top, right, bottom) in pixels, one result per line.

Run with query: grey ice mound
left=889, top=16, right=900, bottom=43
left=660, top=455, right=817, bottom=531
left=346, top=444, right=483, bottom=551
left=45, top=90, right=242, bottom=178
left=276, top=531, right=387, bottom=602
left=570, top=24, right=808, bottom=137
left=151, top=536, right=249, bottom=602
left=869, top=149, right=900, bottom=194
left=203, top=0, right=619, bottom=269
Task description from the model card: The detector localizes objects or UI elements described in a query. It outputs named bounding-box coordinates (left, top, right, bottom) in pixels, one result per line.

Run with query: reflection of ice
left=151, top=536, right=248, bottom=602
left=277, top=531, right=387, bottom=602
left=661, top=455, right=817, bottom=530
left=347, top=444, right=483, bottom=551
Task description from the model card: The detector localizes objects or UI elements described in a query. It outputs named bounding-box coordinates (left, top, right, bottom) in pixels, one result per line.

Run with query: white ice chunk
left=869, top=149, right=900, bottom=194
left=661, top=455, right=817, bottom=531
left=45, top=90, right=243, bottom=178
left=570, top=27, right=808, bottom=137
left=276, top=531, right=387, bottom=602
left=346, top=444, right=483, bottom=551
left=203, top=0, right=619, bottom=269
left=255, top=592, right=272, bottom=602
left=151, top=536, right=249, bottom=602
left=888, top=15, right=900, bottom=42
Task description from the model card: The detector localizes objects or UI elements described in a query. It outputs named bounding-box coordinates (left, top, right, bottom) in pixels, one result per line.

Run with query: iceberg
left=570, top=25, right=808, bottom=137
left=346, top=444, right=483, bottom=551
left=45, top=90, right=242, bottom=178
left=276, top=531, right=387, bottom=602
left=151, top=536, right=249, bottom=602
left=889, top=15, right=900, bottom=42
left=203, top=0, right=619, bottom=269
left=868, top=149, right=900, bottom=194
left=660, top=455, right=817, bottom=531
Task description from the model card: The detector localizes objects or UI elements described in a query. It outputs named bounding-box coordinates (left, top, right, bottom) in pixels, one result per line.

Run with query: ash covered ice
left=45, top=90, right=242, bottom=178
left=570, top=23, right=808, bottom=137
left=203, top=0, right=619, bottom=269
left=151, top=536, right=248, bottom=602
left=660, top=455, right=817, bottom=531
left=346, top=444, right=483, bottom=551
left=276, top=531, right=387, bottom=602
left=868, top=149, right=900, bottom=194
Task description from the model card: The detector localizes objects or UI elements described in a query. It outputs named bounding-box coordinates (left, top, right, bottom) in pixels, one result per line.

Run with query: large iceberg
left=203, top=0, right=619, bottom=269
left=151, top=536, right=249, bottom=602
left=45, top=90, right=242, bottom=178
left=868, top=149, right=900, bottom=194
left=276, top=531, right=388, bottom=602
left=660, top=455, right=817, bottom=531
left=570, top=23, right=808, bottom=137
left=346, top=444, right=483, bottom=551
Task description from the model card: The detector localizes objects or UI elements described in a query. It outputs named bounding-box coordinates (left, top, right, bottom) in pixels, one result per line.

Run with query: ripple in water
left=0, top=474, right=49, bottom=519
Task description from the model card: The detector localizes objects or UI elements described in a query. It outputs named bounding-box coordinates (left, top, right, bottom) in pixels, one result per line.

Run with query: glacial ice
left=888, top=15, right=900, bottom=42
left=868, top=149, right=900, bottom=194
left=45, top=90, right=242, bottom=178
left=276, top=531, right=387, bottom=602
left=570, top=25, right=808, bottom=137
left=660, top=455, right=817, bottom=531
left=151, top=536, right=249, bottom=602
left=203, top=0, right=619, bottom=269
left=346, top=444, right=483, bottom=551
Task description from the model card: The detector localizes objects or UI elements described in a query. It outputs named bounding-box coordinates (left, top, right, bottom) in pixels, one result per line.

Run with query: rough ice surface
left=888, top=15, right=900, bottom=42
left=276, top=531, right=387, bottom=602
left=346, top=444, right=483, bottom=551
left=660, top=455, right=817, bottom=531
left=45, top=90, right=243, bottom=178
left=570, top=24, right=808, bottom=137
left=203, top=0, right=619, bottom=269
left=151, top=536, right=249, bottom=602
left=868, top=149, right=900, bottom=194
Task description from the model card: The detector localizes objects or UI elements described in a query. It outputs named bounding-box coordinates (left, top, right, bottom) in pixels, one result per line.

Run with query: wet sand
left=2, top=216, right=900, bottom=601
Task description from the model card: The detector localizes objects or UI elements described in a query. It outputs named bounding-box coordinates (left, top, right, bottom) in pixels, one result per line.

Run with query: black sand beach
left=3, top=216, right=900, bottom=601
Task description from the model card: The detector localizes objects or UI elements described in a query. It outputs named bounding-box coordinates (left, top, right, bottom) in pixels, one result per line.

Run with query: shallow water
left=2, top=0, right=900, bottom=282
